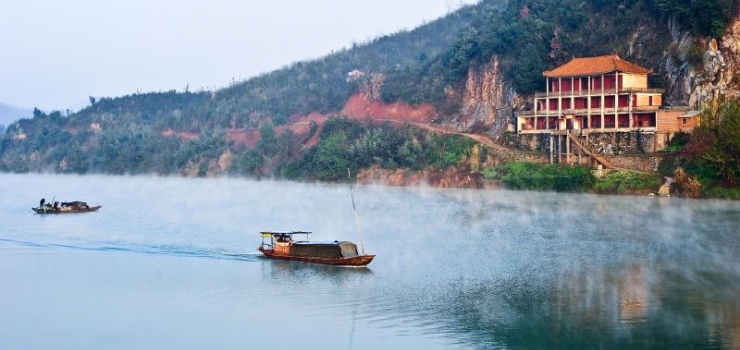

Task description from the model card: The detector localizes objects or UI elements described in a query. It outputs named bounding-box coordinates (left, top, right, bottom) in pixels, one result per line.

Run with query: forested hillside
left=383, top=0, right=735, bottom=109
left=1, top=0, right=738, bottom=196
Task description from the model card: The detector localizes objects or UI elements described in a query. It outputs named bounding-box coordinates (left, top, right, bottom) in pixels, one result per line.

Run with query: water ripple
left=0, top=237, right=260, bottom=262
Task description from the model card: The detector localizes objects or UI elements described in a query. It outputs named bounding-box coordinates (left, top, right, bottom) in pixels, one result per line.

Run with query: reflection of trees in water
left=245, top=187, right=740, bottom=349
left=410, top=259, right=740, bottom=349
left=250, top=244, right=737, bottom=345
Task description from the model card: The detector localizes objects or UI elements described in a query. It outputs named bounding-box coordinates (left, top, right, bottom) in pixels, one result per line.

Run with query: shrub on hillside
left=592, top=170, right=662, bottom=195
left=491, top=162, right=595, bottom=192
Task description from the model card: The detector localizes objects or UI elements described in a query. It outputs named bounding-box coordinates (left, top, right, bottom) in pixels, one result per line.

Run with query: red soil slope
left=162, top=93, right=440, bottom=149
left=341, top=93, right=436, bottom=123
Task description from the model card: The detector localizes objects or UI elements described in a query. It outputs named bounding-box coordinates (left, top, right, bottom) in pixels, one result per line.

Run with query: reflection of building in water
left=726, top=312, right=740, bottom=350
left=709, top=298, right=740, bottom=349
left=619, top=263, right=648, bottom=322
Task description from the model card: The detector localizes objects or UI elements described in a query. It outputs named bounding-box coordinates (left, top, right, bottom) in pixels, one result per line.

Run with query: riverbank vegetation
left=592, top=171, right=662, bottom=195
left=483, top=162, right=595, bottom=192
left=275, top=118, right=486, bottom=181
left=482, top=162, right=662, bottom=195
left=667, top=100, right=740, bottom=199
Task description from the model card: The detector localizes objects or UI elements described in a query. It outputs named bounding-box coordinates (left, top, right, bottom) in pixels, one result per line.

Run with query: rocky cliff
left=445, top=56, right=522, bottom=138
left=627, top=4, right=740, bottom=109
left=450, top=4, right=740, bottom=138
left=692, top=6, right=740, bottom=108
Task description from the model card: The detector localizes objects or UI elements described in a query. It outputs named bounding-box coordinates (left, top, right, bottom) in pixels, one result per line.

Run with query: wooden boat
left=258, top=231, right=375, bottom=266
left=32, top=199, right=101, bottom=214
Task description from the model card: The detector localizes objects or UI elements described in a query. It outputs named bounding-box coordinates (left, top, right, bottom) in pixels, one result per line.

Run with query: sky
left=1, top=0, right=479, bottom=112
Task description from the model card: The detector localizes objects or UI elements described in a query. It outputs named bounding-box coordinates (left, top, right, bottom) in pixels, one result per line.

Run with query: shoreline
left=5, top=168, right=735, bottom=200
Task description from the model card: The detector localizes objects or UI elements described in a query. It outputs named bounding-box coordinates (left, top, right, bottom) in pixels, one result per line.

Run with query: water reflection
left=396, top=256, right=740, bottom=349
left=2, top=174, right=740, bottom=350
left=261, top=258, right=374, bottom=282
left=254, top=185, right=740, bottom=349
left=619, top=263, right=649, bottom=323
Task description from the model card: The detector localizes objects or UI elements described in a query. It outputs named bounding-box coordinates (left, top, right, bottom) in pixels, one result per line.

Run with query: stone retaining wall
left=512, top=132, right=670, bottom=155
left=486, top=145, right=549, bottom=165
left=601, top=154, right=665, bottom=172
left=501, top=133, right=666, bottom=172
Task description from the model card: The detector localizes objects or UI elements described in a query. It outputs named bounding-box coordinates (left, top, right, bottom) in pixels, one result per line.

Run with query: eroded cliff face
left=662, top=5, right=740, bottom=108
left=660, top=20, right=700, bottom=106
left=445, top=56, right=522, bottom=137
left=695, top=9, right=740, bottom=107
left=357, top=165, right=491, bottom=188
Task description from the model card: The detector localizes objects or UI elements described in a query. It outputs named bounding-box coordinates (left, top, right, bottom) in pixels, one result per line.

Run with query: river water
left=1, top=173, right=739, bottom=349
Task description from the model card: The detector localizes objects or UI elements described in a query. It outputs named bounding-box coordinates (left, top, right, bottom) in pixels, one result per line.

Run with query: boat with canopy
left=257, top=231, right=375, bottom=266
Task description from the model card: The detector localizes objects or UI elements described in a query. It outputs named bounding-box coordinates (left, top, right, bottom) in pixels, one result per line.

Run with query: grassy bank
left=483, top=162, right=662, bottom=195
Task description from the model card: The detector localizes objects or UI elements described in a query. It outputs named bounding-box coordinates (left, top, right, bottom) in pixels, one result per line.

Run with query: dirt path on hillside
left=414, top=123, right=511, bottom=151
left=366, top=118, right=512, bottom=151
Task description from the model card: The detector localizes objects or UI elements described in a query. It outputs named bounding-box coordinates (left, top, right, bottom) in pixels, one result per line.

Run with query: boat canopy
left=260, top=231, right=311, bottom=235
left=291, top=241, right=360, bottom=258
left=64, top=201, right=89, bottom=208
left=260, top=231, right=311, bottom=238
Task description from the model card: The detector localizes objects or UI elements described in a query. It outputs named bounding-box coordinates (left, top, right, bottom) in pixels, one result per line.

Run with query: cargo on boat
left=257, top=231, right=374, bottom=266
left=33, top=198, right=101, bottom=214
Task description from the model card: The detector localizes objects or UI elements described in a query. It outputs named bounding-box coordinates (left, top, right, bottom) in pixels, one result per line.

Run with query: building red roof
left=543, top=54, right=652, bottom=78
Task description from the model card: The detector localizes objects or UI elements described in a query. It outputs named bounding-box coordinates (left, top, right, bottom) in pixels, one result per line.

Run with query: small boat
left=33, top=198, right=101, bottom=214
left=258, top=231, right=375, bottom=266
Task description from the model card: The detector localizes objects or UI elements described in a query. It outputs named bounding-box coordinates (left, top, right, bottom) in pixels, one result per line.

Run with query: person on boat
left=39, top=198, right=45, bottom=209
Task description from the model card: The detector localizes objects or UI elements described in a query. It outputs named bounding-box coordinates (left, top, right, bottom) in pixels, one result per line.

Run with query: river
left=1, top=173, right=739, bottom=349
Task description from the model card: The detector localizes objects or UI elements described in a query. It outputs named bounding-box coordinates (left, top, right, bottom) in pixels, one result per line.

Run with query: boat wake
left=0, top=238, right=261, bottom=262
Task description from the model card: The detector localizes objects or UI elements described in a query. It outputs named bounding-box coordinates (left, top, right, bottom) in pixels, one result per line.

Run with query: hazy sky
left=1, top=0, right=479, bottom=111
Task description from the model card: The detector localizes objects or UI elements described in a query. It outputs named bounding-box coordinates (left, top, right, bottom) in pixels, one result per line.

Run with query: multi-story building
left=517, top=54, right=665, bottom=133
left=515, top=54, right=698, bottom=159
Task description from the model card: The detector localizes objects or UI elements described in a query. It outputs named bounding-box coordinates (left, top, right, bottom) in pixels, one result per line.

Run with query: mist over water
left=1, top=173, right=739, bottom=349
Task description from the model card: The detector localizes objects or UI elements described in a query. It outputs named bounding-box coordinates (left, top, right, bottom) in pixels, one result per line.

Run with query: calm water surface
left=1, top=173, right=739, bottom=349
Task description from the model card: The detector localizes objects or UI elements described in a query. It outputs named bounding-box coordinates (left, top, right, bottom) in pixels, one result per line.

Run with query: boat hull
left=32, top=205, right=102, bottom=214
left=258, top=248, right=375, bottom=266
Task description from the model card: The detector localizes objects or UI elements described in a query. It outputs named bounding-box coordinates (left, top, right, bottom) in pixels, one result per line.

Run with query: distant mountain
left=0, top=103, right=32, bottom=127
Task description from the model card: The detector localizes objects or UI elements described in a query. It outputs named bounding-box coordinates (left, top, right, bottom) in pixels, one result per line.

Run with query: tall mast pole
left=348, top=168, right=366, bottom=255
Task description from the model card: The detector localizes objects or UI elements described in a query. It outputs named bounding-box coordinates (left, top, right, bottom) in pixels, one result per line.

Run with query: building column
left=545, top=78, right=550, bottom=130
left=615, top=71, right=621, bottom=129
left=629, top=93, right=634, bottom=129
left=558, top=77, right=562, bottom=121
left=600, top=74, right=605, bottom=131
left=533, top=96, right=538, bottom=130
left=587, top=76, right=592, bottom=129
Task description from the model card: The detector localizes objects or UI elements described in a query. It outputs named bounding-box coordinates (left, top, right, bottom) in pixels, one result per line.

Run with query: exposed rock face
left=357, top=166, right=484, bottom=188
left=662, top=5, right=740, bottom=108
left=448, top=56, right=522, bottom=137
left=697, top=8, right=740, bottom=105
left=660, top=20, right=699, bottom=106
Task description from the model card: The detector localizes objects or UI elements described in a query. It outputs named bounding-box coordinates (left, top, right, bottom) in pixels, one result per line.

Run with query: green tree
left=256, top=124, right=278, bottom=157
left=312, top=132, right=351, bottom=180
left=683, top=101, right=740, bottom=187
